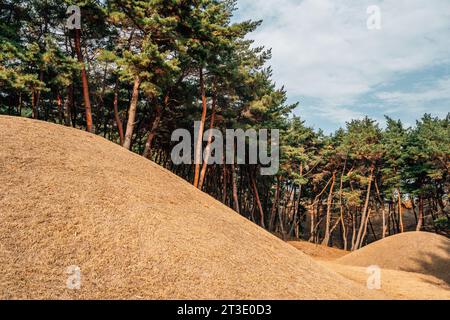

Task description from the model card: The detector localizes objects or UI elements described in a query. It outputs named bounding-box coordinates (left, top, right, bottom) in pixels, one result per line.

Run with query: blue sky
left=233, top=0, right=450, bottom=133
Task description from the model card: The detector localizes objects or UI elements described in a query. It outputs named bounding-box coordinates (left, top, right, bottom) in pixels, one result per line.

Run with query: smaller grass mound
left=336, top=232, right=450, bottom=284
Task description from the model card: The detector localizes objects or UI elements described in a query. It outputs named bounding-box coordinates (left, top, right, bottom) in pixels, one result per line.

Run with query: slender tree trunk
left=198, top=93, right=216, bottom=190
left=338, top=161, right=348, bottom=250
left=18, top=93, right=22, bottom=116
left=360, top=208, right=372, bottom=247
left=123, top=76, right=141, bottom=150
left=397, top=188, right=404, bottom=233
left=322, top=171, right=336, bottom=245
left=63, top=85, right=73, bottom=126
left=269, top=176, right=281, bottom=232
left=251, top=172, right=265, bottom=228
left=193, top=68, right=208, bottom=188
left=142, top=104, right=161, bottom=158
left=416, top=196, right=424, bottom=231
left=231, top=163, right=239, bottom=213
left=288, top=164, right=304, bottom=236
left=57, top=93, right=63, bottom=124
left=143, top=99, right=166, bottom=159
left=222, top=163, right=227, bottom=204
left=95, top=64, right=108, bottom=133
left=354, top=165, right=374, bottom=250
left=374, top=180, right=387, bottom=238
left=32, top=70, right=44, bottom=119
left=309, top=203, right=315, bottom=242
left=351, top=209, right=356, bottom=249
left=112, top=81, right=124, bottom=146
left=73, top=29, right=94, bottom=133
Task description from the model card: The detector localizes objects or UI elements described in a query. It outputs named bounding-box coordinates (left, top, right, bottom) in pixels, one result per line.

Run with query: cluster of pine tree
left=1, top=0, right=448, bottom=249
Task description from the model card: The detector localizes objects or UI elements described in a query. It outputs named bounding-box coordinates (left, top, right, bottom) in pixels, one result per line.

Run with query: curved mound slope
left=322, top=262, right=450, bottom=300
left=287, top=241, right=348, bottom=261
left=0, top=116, right=381, bottom=299
left=337, top=232, right=450, bottom=283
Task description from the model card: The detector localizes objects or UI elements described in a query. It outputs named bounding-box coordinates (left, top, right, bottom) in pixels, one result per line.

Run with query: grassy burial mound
left=337, top=232, right=450, bottom=284
left=0, top=116, right=382, bottom=299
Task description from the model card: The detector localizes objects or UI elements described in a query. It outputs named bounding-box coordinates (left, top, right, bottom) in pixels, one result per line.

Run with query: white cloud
left=236, top=0, right=450, bottom=125
left=375, top=77, right=450, bottom=117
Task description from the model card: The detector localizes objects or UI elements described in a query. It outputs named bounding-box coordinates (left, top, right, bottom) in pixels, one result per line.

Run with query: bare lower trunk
left=74, top=29, right=93, bottom=133
left=354, top=165, right=374, bottom=250
left=322, top=171, right=336, bottom=245
left=416, top=196, right=424, bottom=231
left=231, top=163, right=239, bottom=213
left=374, top=180, right=387, bottom=238
left=360, top=208, right=372, bottom=247
left=113, top=81, right=124, bottom=146
left=63, top=85, right=73, bottom=126
left=222, top=163, right=227, bottom=204
left=337, top=161, right=348, bottom=250
left=309, top=204, right=315, bottom=242
left=32, top=70, right=44, bottom=119
left=193, top=68, right=208, bottom=188
left=351, top=209, right=356, bottom=249
left=57, top=93, right=63, bottom=124
left=123, top=76, right=141, bottom=150
left=269, top=177, right=280, bottom=232
left=397, top=188, right=404, bottom=232
left=198, top=94, right=216, bottom=190
left=251, top=173, right=265, bottom=228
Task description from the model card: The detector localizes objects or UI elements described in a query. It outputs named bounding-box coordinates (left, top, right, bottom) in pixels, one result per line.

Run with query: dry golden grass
left=336, top=232, right=450, bottom=284
left=321, top=261, right=450, bottom=300
left=0, top=116, right=384, bottom=299
left=287, top=239, right=450, bottom=299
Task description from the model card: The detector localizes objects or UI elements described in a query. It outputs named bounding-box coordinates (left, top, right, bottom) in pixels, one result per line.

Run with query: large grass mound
left=337, top=232, right=450, bottom=284
left=0, top=116, right=381, bottom=299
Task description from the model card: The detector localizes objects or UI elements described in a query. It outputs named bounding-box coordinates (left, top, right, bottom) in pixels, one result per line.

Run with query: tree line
left=1, top=0, right=448, bottom=249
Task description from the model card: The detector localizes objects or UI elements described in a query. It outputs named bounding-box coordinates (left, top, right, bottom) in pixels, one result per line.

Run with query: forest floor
left=0, top=116, right=448, bottom=300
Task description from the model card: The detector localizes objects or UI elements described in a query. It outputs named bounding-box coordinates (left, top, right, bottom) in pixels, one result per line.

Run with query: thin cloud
left=236, top=0, right=450, bottom=129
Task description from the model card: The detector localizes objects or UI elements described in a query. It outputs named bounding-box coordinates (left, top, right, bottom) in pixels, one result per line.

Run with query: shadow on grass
left=410, top=241, right=450, bottom=285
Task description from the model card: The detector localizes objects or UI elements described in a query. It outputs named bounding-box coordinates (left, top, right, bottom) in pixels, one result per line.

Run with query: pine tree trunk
left=360, top=208, right=372, bottom=247
left=338, top=162, right=348, bottom=250
left=309, top=203, right=315, bottom=242
left=416, top=196, right=424, bottom=231
left=57, top=93, right=63, bottom=124
left=251, top=172, right=265, bottom=228
left=193, top=68, right=208, bottom=188
left=222, top=163, right=227, bottom=204
left=113, top=81, right=124, bottom=146
left=397, top=188, right=404, bottom=233
left=198, top=93, right=216, bottom=190
left=18, top=93, right=22, bottom=116
left=374, top=180, right=387, bottom=239
left=123, top=76, right=141, bottom=150
left=63, top=85, right=73, bottom=127
left=354, top=165, right=374, bottom=250
left=32, top=70, right=44, bottom=119
left=351, top=209, right=356, bottom=250
left=231, top=163, right=239, bottom=213
left=322, top=171, right=336, bottom=245
left=269, top=176, right=280, bottom=232
left=74, top=29, right=94, bottom=133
